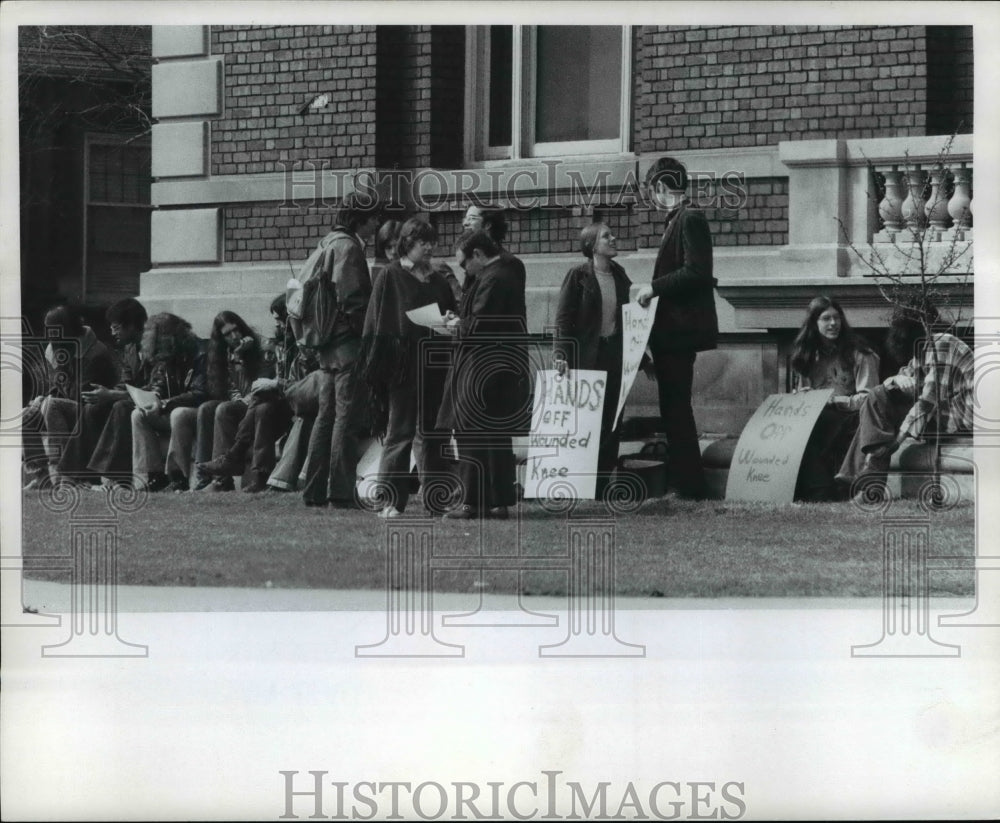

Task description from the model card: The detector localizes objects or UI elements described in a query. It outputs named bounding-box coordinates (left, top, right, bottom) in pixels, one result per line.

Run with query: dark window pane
left=488, top=26, right=513, bottom=147
left=535, top=26, right=621, bottom=143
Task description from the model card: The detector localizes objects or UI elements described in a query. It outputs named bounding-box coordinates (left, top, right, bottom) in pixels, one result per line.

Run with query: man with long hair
left=836, top=297, right=974, bottom=497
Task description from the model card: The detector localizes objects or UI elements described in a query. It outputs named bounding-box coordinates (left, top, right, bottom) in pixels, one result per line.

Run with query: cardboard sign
left=523, top=369, right=606, bottom=500
left=724, top=388, right=834, bottom=503
left=614, top=297, right=659, bottom=429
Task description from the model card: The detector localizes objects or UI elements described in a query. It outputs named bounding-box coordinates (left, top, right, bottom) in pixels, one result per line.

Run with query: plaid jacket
left=898, top=332, right=974, bottom=441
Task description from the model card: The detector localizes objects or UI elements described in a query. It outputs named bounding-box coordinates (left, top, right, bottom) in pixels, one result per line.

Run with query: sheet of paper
left=126, top=384, right=160, bottom=412
left=405, top=303, right=447, bottom=329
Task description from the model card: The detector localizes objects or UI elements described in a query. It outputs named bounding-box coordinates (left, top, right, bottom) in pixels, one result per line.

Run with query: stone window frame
left=463, top=25, right=633, bottom=164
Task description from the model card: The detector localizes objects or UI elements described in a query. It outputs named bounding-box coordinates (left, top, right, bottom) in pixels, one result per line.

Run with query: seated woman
left=360, top=217, right=457, bottom=517
left=790, top=296, right=879, bottom=501
left=553, top=222, right=632, bottom=497
left=197, top=296, right=297, bottom=492
left=128, top=313, right=207, bottom=491
left=170, top=311, right=268, bottom=491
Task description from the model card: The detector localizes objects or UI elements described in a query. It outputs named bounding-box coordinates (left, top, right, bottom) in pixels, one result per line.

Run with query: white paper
left=125, top=384, right=160, bottom=413
left=405, top=303, right=448, bottom=329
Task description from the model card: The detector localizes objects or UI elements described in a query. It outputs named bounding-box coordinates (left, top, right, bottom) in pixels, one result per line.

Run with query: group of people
left=21, top=156, right=974, bottom=513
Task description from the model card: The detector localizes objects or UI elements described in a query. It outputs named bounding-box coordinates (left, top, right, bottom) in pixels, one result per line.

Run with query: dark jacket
left=44, top=327, right=119, bottom=396
left=554, top=260, right=632, bottom=371
left=649, top=201, right=719, bottom=353
left=149, top=340, right=208, bottom=411
left=316, top=227, right=372, bottom=370
left=437, top=254, right=530, bottom=434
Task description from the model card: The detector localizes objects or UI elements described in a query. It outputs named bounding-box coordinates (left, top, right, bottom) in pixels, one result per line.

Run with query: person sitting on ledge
left=835, top=297, right=974, bottom=499
left=790, top=296, right=879, bottom=502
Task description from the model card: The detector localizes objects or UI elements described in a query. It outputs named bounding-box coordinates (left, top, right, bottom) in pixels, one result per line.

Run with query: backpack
left=287, top=231, right=347, bottom=350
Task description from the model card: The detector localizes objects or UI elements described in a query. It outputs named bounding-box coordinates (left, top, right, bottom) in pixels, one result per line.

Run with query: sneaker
left=169, top=475, right=190, bottom=493
left=377, top=505, right=401, bottom=519
left=197, top=455, right=243, bottom=478
left=487, top=506, right=510, bottom=520
left=22, top=475, right=48, bottom=491
left=205, top=476, right=235, bottom=492
left=145, top=473, right=171, bottom=493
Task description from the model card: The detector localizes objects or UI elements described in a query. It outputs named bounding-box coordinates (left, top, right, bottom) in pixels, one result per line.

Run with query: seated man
left=836, top=298, right=974, bottom=498
left=22, top=304, right=119, bottom=488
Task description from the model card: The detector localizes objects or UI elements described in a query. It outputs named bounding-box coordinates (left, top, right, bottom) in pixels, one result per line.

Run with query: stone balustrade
left=874, top=158, right=973, bottom=244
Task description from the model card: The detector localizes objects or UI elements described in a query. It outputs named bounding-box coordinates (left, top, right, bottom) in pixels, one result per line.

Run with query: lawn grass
left=19, top=488, right=977, bottom=598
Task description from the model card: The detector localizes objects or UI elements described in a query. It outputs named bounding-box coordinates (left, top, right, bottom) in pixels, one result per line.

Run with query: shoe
left=197, top=456, right=243, bottom=478
left=192, top=475, right=213, bottom=491
left=377, top=505, right=401, bottom=519
left=22, top=475, right=48, bottom=491
left=169, top=475, right=190, bottom=493
left=488, top=506, right=509, bottom=520
left=145, top=473, right=171, bottom=493
left=264, top=484, right=291, bottom=493
left=303, top=497, right=329, bottom=507
left=242, top=473, right=269, bottom=493
left=442, top=506, right=481, bottom=520
left=205, top=476, right=235, bottom=492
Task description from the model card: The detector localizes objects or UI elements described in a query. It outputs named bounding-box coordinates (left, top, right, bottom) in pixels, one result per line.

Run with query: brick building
left=146, top=24, right=973, bottom=434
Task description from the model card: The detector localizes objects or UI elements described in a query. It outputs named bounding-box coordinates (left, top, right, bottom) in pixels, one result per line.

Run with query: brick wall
left=636, top=25, right=930, bottom=153
left=211, top=25, right=377, bottom=175
left=926, top=26, right=973, bottom=135
left=375, top=26, right=432, bottom=169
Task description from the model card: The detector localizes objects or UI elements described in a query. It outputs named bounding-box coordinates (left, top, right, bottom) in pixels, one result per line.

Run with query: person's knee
left=169, top=407, right=189, bottom=426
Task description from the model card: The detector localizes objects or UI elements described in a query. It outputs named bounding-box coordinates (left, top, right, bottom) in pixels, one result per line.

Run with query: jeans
left=302, top=364, right=365, bottom=504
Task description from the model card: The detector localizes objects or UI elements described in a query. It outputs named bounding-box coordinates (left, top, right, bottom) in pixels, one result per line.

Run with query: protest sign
left=523, top=369, right=606, bottom=500
left=724, top=388, right=834, bottom=503
left=614, top=297, right=659, bottom=428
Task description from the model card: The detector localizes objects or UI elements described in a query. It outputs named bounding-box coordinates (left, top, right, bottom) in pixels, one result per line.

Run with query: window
left=466, top=26, right=632, bottom=161
left=84, top=134, right=152, bottom=303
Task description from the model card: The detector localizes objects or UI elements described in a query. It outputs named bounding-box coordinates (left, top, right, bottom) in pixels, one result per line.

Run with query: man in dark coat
left=635, top=157, right=719, bottom=500
left=438, top=229, right=530, bottom=519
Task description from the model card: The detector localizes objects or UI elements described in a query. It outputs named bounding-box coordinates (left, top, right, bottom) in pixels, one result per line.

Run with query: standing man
left=635, top=157, right=719, bottom=500
left=438, top=229, right=529, bottom=520
left=298, top=192, right=379, bottom=508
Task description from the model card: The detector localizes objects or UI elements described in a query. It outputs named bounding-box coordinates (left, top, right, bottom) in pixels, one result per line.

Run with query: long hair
left=140, top=313, right=200, bottom=366
left=790, top=296, right=872, bottom=378
left=207, top=311, right=260, bottom=399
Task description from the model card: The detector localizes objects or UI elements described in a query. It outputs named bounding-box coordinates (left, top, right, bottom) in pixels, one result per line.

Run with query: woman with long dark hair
left=360, top=217, right=457, bottom=517
left=790, top=295, right=879, bottom=501
left=171, top=310, right=267, bottom=491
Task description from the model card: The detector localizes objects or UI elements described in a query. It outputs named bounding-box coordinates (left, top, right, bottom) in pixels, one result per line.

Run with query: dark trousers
left=838, top=385, right=913, bottom=484
left=220, top=396, right=293, bottom=477
left=453, top=434, right=516, bottom=510
left=202, top=399, right=247, bottom=463
left=649, top=346, right=706, bottom=497
left=595, top=335, right=624, bottom=492
left=302, top=364, right=365, bottom=504
left=87, top=398, right=137, bottom=477
left=378, top=379, right=453, bottom=513
left=795, top=405, right=859, bottom=501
